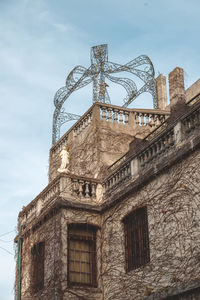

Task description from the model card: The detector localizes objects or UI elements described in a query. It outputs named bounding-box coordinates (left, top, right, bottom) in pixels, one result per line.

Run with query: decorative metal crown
left=52, top=44, right=157, bottom=144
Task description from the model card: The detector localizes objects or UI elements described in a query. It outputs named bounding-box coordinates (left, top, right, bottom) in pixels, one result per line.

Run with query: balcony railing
left=139, top=128, right=174, bottom=167
left=19, top=174, right=101, bottom=225
left=182, top=103, right=200, bottom=135
left=50, top=103, right=170, bottom=157
left=103, top=100, right=200, bottom=193
left=103, top=161, right=131, bottom=191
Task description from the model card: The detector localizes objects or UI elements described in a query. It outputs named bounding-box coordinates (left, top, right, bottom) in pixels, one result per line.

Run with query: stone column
left=156, top=74, right=168, bottom=110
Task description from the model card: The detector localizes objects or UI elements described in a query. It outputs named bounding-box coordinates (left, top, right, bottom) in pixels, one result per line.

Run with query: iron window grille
left=31, top=241, right=45, bottom=292
left=68, top=223, right=97, bottom=287
left=123, top=206, right=150, bottom=272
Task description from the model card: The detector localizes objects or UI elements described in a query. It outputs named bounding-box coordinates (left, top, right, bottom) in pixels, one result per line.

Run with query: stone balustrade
left=50, top=103, right=170, bottom=161
left=98, top=102, right=169, bottom=128
left=73, top=110, right=92, bottom=137
left=51, top=106, right=93, bottom=156
left=99, top=105, right=129, bottom=124
left=19, top=174, right=101, bottom=226
left=70, top=177, right=98, bottom=199
left=19, top=178, right=61, bottom=225
left=103, top=100, right=200, bottom=193
left=138, top=128, right=174, bottom=167
left=103, top=126, right=175, bottom=193
left=182, top=104, right=200, bottom=134
left=134, top=111, right=167, bottom=127
left=103, top=161, right=131, bottom=191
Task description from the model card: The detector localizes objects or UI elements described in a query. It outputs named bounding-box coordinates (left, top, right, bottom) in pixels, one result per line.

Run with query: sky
left=0, top=0, right=200, bottom=299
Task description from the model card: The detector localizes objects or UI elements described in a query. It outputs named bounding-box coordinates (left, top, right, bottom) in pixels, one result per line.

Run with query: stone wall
left=100, top=148, right=200, bottom=300
left=19, top=212, right=62, bottom=300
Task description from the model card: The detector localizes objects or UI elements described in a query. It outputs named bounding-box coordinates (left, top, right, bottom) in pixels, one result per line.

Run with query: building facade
left=15, top=67, right=200, bottom=299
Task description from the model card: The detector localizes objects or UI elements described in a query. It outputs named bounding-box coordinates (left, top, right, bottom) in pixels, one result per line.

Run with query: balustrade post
left=140, top=113, right=145, bottom=126
left=119, top=111, right=123, bottom=123
left=150, top=114, right=155, bottom=127
left=101, top=106, right=107, bottom=121
left=91, top=183, right=96, bottom=198
left=88, top=113, right=92, bottom=124
left=84, top=117, right=88, bottom=128
left=73, top=127, right=77, bottom=137
left=174, top=121, right=185, bottom=146
left=114, top=109, right=118, bottom=122
left=144, top=113, right=149, bottom=126
left=81, top=120, right=85, bottom=130
left=160, top=138, right=165, bottom=153
left=131, top=157, right=139, bottom=177
left=107, top=108, right=112, bottom=122
left=85, top=182, right=90, bottom=198
left=77, top=125, right=80, bottom=136
left=79, top=180, right=84, bottom=196
left=152, top=144, right=156, bottom=158
left=72, top=179, right=78, bottom=194
left=124, top=112, right=129, bottom=124
left=154, top=115, right=160, bottom=127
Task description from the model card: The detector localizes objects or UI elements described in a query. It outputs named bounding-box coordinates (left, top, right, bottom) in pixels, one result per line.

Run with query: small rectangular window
left=68, top=224, right=97, bottom=286
left=123, top=206, right=150, bottom=271
left=31, top=242, right=45, bottom=292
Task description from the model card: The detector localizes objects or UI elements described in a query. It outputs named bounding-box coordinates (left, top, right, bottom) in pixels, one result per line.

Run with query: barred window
left=68, top=224, right=97, bottom=286
left=123, top=206, right=150, bottom=271
left=31, top=242, right=45, bottom=292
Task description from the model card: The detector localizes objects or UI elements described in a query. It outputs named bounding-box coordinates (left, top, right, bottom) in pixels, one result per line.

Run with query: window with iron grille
left=68, top=224, right=97, bottom=287
left=123, top=206, right=150, bottom=271
left=31, top=242, right=45, bottom=292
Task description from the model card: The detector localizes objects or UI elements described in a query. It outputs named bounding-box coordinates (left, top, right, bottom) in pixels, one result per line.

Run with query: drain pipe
left=16, top=224, right=23, bottom=300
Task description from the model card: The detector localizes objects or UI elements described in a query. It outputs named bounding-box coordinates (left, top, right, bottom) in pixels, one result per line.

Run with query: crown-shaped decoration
left=52, top=44, right=157, bottom=144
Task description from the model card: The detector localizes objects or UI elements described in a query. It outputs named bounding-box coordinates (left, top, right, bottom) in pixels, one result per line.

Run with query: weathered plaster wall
left=19, top=208, right=102, bottom=300
left=19, top=213, right=62, bottom=300
left=101, top=148, right=200, bottom=300
left=49, top=122, right=135, bottom=181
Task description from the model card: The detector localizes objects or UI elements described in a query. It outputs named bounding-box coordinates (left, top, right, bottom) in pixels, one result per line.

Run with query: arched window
left=123, top=206, right=150, bottom=271
left=68, top=223, right=97, bottom=286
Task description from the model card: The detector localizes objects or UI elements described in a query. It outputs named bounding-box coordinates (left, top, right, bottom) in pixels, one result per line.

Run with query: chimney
left=156, top=74, right=168, bottom=110
left=168, top=67, right=186, bottom=109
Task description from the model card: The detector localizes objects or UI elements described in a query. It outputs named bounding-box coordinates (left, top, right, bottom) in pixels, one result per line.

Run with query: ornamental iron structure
left=52, top=44, right=157, bottom=144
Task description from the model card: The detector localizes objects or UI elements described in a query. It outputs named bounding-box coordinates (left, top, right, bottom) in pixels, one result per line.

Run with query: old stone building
left=15, top=56, right=200, bottom=299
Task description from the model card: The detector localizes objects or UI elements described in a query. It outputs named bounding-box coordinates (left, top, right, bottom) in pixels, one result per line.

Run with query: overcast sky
left=1, top=0, right=200, bottom=299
